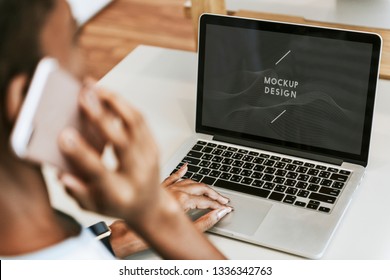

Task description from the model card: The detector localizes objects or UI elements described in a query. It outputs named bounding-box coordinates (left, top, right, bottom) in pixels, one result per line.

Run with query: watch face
left=88, top=221, right=111, bottom=237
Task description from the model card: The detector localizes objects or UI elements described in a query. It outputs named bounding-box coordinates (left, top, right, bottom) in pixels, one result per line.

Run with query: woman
left=0, top=0, right=232, bottom=259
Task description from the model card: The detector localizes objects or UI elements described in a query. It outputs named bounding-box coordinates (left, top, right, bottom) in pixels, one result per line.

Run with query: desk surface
left=48, top=45, right=390, bottom=259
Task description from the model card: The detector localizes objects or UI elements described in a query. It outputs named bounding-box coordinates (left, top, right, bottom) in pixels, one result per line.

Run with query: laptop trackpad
left=214, top=192, right=272, bottom=236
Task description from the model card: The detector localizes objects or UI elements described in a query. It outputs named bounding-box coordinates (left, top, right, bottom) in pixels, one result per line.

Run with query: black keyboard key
left=212, top=149, right=223, bottom=155
left=281, top=158, right=292, bottom=163
left=307, top=184, right=320, bottom=192
left=251, top=172, right=263, bottom=179
left=263, top=182, right=275, bottom=190
left=316, top=165, right=327, bottom=170
left=254, top=165, right=265, bottom=172
left=220, top=173, right=232, bottom=180
left=296, top=181, right=308, bottom=189
left=201, top=147, right=213, bottom=153
left=286, top=171, right=298, bottom=179
left=264, top=160, right=276, bottom=167
left=230, top=167, right=242, bottom=174
left=182, top=171, right=193, bottom=179
left=209, top=163, right=221, bottom=170
left=260, top=154, right=270, bottom=158
left=252, top=180, right=264, bottom=188
left=201, top=176, right=216, bottom=185
left=243, top=163, right=255, bottom=170
left=206, top=143, right=217, bottom=147
left=309, top=192, right=337, bottom=204
left=253, top=158, right=265, bottom=164
left=187, top=165, right=201, bottom=173
left=275, top=169, right=287, bottom=176
left=209, top=170, right=222, bottom=178
left=320, top=179, right=332, bottom=187
left=275, top=162, right=286, bottom=169
left=197, top=141, right=207, bottom=145
left=319, top=207, right=331, bottom=213
left=273, top=177, right=285, bottom=184
left=330, top=173, right=349, bottom=182
left=192, top=144, right=203, bottom=151
left=275, top=185, right=287, bottom=192
left=232, top=160, right=244, bottom=167
left=308, top=200, right=320, bottom=206
left=297, top=174, right=310, bottom=182
left=199, top=161, right=211, bottom=167
left=309, top=176, right=321, bottom=184
left=219, top=165, right=231, bottom=172
left=285, top=164, right=297, bottom=171
left=262, top=174, right=274, bottom=182
left=222, top=151, right=233, bottom=157
left=241, top=169, right=253, bottom=177
left=231, top=175, right=242, bottom=182
left=307, top=203, right=319, bottom=210
left=199, top=168, right=211, bottom=175
left=284, top=179, right=297, bottom=187
left=243, top=155, right=254, bottom=162
left=269, top=192, right=285, bottom=201
left=271, top=156, right=281, bottom=161
left=327, top=167, right=339, bottom=173
left=238, top=149, right=248, bottom=154
left=283, top=195, right=296, bottom=204
left=191, top=174, right=203, bottom=182
left=188, top=150, right=203, bottom=158
left=232, top=153, right=244, bottom=160
left=249, top=151, right=259, bottom=156
left=201, top=154, right=213, bottom=160
left=212, top=156, right=223, bottom=163
left=182, top=157, right=201, bottom=165
left=296, top=166, right=309, bottom=173
left=319, top=171, right=331, bottom=178
left=297, top=190, right=309, bottom=198
left=339, top=170, right=351, bottom=175
left=293, top=160, right=304, bottom=165
left=264, top=167, right=276, bottom=174
left=217, top=144, right=227, bottom=150
left=285, top=187, right=298, bottom=195
left=304, top=162, right=315, bottom=168
left=332, top=181, right=345, bottom=189
left=307, top=169, right=319, bottom=176
left=214, top=179, right=271, bottom=198
left=222, top=158, right=233, bottom=165
left=295, top=201, right=306, bottom=207
left=241, top=178, right=254, bottom=185
left=319, top=187, right=340, bottom=197
left=227, top=147, right=238, bottom=152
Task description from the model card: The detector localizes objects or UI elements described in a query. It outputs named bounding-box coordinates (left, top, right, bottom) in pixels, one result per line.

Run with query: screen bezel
left=196, top=14, right=382, bottom=167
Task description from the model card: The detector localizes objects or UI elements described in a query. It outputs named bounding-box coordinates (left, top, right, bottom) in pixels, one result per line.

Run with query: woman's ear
left=5, top=75, right=28, bottom=124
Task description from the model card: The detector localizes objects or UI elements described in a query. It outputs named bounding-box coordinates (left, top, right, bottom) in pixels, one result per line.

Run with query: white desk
left=48, top=45, right=390, bottom=259
left=185, top=0, right=390, bottom=29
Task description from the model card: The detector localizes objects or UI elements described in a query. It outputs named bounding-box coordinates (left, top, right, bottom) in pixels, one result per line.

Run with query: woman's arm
left=59, top=83, right=230, bottom=259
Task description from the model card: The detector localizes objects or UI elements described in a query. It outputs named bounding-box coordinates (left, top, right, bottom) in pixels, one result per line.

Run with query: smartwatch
left=88, top=221, right=115, bottom=256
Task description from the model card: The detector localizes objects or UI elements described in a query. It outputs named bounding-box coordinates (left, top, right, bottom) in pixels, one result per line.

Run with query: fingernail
left=178, top=163, right=188, bottom=176
left=60, top=173, right=78, bottom=188
left=216, top=207, right=233, bottom=220
left=82, top=89, right=101, bottom=115
left=59, top=128, right=78, bottom=150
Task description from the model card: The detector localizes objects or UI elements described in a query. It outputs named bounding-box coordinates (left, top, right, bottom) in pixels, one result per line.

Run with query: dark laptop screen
left=196, top=15, right=381, bottom=166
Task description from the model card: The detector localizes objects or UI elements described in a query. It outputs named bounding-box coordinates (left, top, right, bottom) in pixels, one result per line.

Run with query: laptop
left=162, top=14, right=382, bottom=259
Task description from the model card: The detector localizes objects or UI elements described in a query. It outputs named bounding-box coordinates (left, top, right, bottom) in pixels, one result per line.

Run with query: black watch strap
left=88, top=221, right=115, bottom=256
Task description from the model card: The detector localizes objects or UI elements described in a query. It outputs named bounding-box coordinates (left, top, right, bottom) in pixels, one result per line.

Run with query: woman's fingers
left=161, top=163, right=188, bottom=188
left=194, top=207, right=233, bottom=232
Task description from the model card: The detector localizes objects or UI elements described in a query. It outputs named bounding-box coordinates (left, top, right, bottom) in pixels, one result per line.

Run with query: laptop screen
left=196, top=15, right=382, bottom=166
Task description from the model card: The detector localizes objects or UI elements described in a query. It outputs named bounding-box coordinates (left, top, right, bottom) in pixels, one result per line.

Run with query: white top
left=1, top=228, right=115, bottom=260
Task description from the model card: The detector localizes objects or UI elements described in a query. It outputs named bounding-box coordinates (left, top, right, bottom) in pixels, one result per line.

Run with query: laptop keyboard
left=171, top=140, right=352, bottom=213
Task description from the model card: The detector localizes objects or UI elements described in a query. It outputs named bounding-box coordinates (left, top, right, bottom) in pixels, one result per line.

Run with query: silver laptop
left=162, top=14, right=382, bottom=259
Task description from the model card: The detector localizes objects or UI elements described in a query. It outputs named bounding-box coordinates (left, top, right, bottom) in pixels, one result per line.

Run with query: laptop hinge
left=213, top=135, right=344, bottom=166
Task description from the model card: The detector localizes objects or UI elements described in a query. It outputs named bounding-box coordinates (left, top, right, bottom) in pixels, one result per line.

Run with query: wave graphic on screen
left=203, top=69, right=360, bottom=153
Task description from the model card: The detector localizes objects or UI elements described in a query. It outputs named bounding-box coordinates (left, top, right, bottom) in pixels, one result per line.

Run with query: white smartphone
left=10, top=57, right=83, bottom=170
